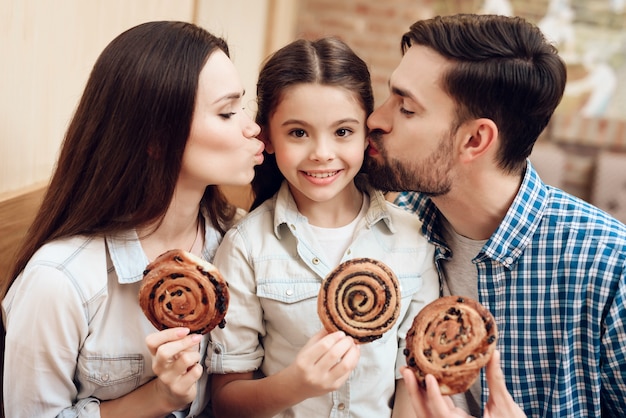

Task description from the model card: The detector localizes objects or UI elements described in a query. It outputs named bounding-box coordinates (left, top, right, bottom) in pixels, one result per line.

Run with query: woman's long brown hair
left=0, top=22, right=236, bottom=411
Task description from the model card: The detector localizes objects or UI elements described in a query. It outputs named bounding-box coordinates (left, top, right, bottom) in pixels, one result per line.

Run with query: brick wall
left=293, top=0, right=626, bottom=222
left=294, top=0, right=429, bottom=104
left=294, top=0, right=557, bottom=104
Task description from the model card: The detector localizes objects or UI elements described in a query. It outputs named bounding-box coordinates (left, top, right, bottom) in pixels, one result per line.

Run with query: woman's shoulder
left=23, top=235, right=108, bottom=297
left=29, top=235, right=103, bottom=264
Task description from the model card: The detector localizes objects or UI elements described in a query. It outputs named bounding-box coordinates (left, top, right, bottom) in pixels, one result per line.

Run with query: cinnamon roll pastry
left=404, top=296, right=498, bottom=395
left=317, top=258, right=400, bottom=343
left=139, top=249, right=229, bottom=334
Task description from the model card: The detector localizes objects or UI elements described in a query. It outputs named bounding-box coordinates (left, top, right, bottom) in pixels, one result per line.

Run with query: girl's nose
left=310, top=139, right=335, bottom=162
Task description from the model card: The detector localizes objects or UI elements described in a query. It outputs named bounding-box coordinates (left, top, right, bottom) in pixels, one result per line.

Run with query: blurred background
left=1, top=0, right=626, bottom=273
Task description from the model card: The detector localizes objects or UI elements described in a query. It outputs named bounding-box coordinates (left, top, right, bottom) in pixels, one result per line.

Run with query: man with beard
left=365, top=13, right=626, bottom=418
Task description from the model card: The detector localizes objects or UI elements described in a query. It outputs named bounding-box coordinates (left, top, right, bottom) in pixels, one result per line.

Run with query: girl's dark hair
left=250, top=37, right=374, bottom=209
left=402, top=14, right=567, bottom=174
left=3, top=21, right=235, bottom=296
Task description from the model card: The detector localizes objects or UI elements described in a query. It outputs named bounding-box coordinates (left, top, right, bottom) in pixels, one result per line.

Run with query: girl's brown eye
left=336, top=128, right=353, bottom=137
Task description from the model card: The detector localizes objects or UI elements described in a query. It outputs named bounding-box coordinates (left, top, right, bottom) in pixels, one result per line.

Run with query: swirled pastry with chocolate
left=317, top=258, right=400, bottom=344
left=404, top=296, right=497, bottom=395
left=139, top=249, right=229, bottom=334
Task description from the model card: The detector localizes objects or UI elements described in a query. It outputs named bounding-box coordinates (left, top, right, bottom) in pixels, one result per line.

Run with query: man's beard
left=365, top=131, right=453, bottom=197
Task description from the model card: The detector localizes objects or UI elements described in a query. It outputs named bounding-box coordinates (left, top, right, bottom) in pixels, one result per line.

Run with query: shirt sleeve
left=600, top=266, right=626, bottom=416
left=3, top=264, right=100, bottom=418
left=208, top=227, right=265, bottom=374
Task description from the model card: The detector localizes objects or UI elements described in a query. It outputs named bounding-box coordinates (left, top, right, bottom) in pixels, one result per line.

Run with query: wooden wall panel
left=0, top=185, right=45, bottom=286
left=0, top=0, right=195, bottom=196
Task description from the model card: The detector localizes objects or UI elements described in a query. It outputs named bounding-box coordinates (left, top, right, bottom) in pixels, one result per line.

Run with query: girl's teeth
left=307, top=171, right=338, bottom=178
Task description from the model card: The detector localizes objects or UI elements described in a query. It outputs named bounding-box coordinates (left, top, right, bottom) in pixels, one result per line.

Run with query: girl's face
left=180, top=50, right=264, bottom=190
left=266, top=83, right=368, bottom=210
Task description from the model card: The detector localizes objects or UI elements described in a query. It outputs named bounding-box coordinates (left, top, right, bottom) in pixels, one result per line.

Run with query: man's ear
left=458, top=118, right=498, bottom=163
left=259, top=129, right=274, bottom=154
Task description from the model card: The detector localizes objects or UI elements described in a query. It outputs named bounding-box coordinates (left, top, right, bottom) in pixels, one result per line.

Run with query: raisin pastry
left=139, top=249, right=229, bottom=334
left=317, top=258, right=400, bottom=344
left=404, top=296, right=498, bottom=395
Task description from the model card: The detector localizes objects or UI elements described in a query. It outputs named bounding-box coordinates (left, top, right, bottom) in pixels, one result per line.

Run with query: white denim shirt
left=2, top=214, right=222, bottom=418
left=209, top=178, right=439, bottom=417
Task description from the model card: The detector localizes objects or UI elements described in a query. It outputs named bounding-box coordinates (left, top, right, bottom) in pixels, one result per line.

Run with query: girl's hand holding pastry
left=283, top=329, right=360, bottom=399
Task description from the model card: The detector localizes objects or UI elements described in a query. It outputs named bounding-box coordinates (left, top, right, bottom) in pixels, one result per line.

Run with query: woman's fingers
left=146, top=327, right=191, bottom=353
left=147, top=328, right=203, bottom=376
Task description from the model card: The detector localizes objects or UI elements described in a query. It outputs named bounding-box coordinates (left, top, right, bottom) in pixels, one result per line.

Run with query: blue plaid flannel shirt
left=395, top=162, right=626, bottom=417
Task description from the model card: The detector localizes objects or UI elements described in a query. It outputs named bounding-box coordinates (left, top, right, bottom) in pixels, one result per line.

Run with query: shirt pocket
left=257, top=279, right=322, bottom=348
left=397, top=273, right=423, bottom=317
left=77, top=354, right=144, bottom=400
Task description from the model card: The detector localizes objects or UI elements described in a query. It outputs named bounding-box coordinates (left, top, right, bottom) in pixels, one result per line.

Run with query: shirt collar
left=106, top=229, right=148, bottom=284
left=106, top=210, right=222, bottom=284
left=272, top=174, right=394, bottom=239
left=416, top=160, right=548, bottom=267
left=483, top=160, right=548, bottom=267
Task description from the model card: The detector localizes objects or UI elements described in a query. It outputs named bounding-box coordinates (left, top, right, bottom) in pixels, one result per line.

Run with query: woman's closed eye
left=219, top=112, right=237, bottom=119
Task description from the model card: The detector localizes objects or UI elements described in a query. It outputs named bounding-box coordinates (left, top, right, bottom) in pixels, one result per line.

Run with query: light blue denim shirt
left=2, top=213, right=222, bottom=418
left=209, top=177, right=438, bottom=417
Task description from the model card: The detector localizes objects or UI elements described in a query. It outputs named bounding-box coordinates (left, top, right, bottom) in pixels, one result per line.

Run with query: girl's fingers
left=317, top=333, right=357, bottom=370
left=300, top=330, right=348, bottom=364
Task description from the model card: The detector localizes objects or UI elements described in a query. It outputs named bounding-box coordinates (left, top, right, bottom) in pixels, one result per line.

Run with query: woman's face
left=180, top=50, right=264, bottom=189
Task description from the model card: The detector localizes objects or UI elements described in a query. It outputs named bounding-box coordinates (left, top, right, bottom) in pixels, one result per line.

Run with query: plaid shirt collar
left=399, top=160, right=546, bottom=269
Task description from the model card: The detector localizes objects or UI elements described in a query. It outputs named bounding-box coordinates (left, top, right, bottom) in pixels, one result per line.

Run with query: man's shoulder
left=545, top=186, right=626, bottom=234
left=531, top=188, right=626, bottom=263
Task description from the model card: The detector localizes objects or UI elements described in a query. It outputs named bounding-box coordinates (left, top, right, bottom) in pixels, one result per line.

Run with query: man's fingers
left=401, top=366, right=427, bottom=415
left=484, top=350, right=527, bottom=418
left=486, top=350, right=508, bottom=399
left=425, top=374, right=449, bottom=407
left=401, top=366, right=420, bottom=393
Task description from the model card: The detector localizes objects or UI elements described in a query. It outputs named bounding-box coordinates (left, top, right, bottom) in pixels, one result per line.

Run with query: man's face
left=364, top=45, right=459, bottom=196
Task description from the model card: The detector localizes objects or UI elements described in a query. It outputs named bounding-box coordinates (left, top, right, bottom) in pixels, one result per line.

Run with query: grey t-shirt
left=441, top=216, right=487, bottom=416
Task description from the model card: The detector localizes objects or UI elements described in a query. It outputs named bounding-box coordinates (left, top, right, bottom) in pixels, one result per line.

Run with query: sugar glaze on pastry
left=404, top=295, right=497, bottom=395
left=317, top=258, right=400, bottom=343
left=139, top=249, right=229, bottom=334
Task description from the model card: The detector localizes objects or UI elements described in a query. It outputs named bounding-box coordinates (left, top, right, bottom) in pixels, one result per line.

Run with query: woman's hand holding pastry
left=145, top=327, right=203, bottom=412
left=284, top=329, right=360, bottom=399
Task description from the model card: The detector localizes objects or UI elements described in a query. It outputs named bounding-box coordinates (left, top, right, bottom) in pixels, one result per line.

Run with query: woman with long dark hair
left=1, top=20, right=263, bottom=417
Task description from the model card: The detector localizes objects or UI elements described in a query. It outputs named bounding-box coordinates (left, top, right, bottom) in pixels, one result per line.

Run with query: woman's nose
left=243, top=113, right=261, bottom=138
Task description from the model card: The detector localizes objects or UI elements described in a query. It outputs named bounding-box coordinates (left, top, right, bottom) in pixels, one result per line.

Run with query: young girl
left=1, top=21, right=263, bottom=417
left=209, top=37, right=439, bottom=417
